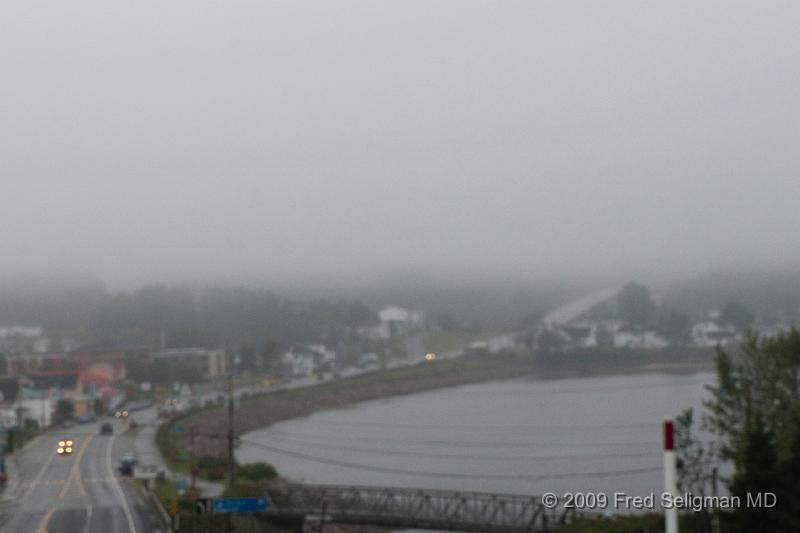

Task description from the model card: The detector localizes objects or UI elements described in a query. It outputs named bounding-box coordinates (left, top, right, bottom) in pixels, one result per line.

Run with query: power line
left=265, top=433, right=660, bottom=462
left=441, top=376, right=712, bottom=397
left=267, top=429, right=661, bottom=449
left=240, top=438, right=661, bottom=481
left=307, top=419, right=657, bottom=431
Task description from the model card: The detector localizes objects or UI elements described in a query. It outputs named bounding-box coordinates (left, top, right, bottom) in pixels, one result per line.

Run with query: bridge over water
left=263, top=484, right=577, bottom=532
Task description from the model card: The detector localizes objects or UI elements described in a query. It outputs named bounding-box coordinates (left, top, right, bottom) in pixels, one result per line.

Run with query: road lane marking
left=105, top=434, right=137, bottom=533
left=80, top=504, right=93, bottom=533
left=59, top=435, right=93, bottom=499
left=25, top=475, right=123, bottom=487
left=36, top=508, right=55, bottom=533
left=24, top=446, right=57, bottom=499
left=59, top=466, right=76, bottom=498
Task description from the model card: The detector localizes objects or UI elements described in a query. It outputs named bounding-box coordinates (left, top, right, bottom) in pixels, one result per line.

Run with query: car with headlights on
left=56, top=439, right=74, bottom=455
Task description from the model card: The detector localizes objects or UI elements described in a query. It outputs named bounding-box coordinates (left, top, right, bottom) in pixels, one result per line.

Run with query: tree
left=345, top=302, right=377, bottom=327
left=774, top=412, right=800, bottom=532
left=537, top=329, right=565, bottom=352
left=675, top=408, right=714, bottom=497
left=720, top=301, right=754, bottom=332
left=237, top=345, right=258, bottom=372
left=55, top=398, right=75, bottom=421
left=437, top=314, right=458, bottom=331
left=518, top=311, right=542, bottom=330
left=727, top=413, right=780, bottom=532
left=702, top=330, right=800, bottom=532
left=617, top=282, right=656, bottom=330
left=260, top=337, right=284, bottom=372
left=594, top=323, right=615, bottom=349
left=659, top=312, right=692, bottom=346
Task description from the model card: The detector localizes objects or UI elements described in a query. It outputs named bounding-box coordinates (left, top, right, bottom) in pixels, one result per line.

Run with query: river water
left=238, top=371, right=714, bottom=499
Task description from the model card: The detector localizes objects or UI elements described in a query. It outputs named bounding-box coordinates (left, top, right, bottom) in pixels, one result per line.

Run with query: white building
left=0, top=407, right=17, bottom=429
left=356, top=306, right=426, bottom=340
left=487, top=334, right=517, bottom=353
left=378, top=306, right=422, bottom=325
left=691, top=321, right=737, bottom=348
left=16, top=397, right=54, bottom=428
left=613, top=331, right=669, bottom=350
left=0, top=326, right=49, bottom=353
left=282, top=345, right=336, bottom=377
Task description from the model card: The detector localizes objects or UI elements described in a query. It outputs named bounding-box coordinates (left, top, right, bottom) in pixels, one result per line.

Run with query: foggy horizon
left=2, top=1, right=798, bottom=287
left=1, top=3, right=798, bottom=531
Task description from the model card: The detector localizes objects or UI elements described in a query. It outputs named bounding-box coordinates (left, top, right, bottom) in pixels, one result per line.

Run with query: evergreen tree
left=728, top=414, right=779, bottom=532
left=617, top=282, right=656, bottom=330
left=702, top=330, right=800, bottom=531
left=675, top=408, right=714, bottom=497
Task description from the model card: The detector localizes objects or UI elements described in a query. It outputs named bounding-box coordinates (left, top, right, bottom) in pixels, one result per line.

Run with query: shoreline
left=164, top=349, right=716, bottom=459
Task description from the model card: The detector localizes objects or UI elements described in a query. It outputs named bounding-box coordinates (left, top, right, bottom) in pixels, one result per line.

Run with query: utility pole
left=189, top=426, right=198, bottom=492
left=227, top=353, right=236, bottom=489
left=226, top=351, right=236, bottom=533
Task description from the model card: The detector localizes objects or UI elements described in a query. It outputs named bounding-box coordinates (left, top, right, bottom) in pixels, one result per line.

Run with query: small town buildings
left=5, top=352, right=71, bottom=377
left=691, top=321, right=737, bottom=348
left=282, top=344, right=336, bottom=377
left=15, top=389, right=55, bottom=428
left=69, top=346, right=127, bottom=388
left=7, top=346, right=128, bottom=388
left=0, top=326, right=49, bottom=354
left=379, top=306, right=425, bottom=333
left=613, top=330, right=669, bottom=350
left=27, top=371, right=93, bottom=418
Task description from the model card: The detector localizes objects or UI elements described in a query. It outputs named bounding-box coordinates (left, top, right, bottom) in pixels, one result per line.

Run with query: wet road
left=0, top=416, right=164, bottom=533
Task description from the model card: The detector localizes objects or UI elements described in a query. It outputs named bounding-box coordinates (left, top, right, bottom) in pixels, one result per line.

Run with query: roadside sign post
left=663, top=419, right=679, bottom=533
left=194, top=498, right=213, bottom=515
left=212, top=497, right=268, bottom=514
left=168, top=498, right=180, bottom=532
left=189, top=426, right=198, bottom=491
left=168, top=498, right=178, bottom=516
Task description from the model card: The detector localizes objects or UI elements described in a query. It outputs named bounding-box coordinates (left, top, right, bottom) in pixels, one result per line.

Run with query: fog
left=1, top=1, right=798, bottom=287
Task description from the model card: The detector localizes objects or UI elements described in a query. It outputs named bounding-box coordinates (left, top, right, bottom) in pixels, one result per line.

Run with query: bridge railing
left=265, top=484, right=571, bottom=532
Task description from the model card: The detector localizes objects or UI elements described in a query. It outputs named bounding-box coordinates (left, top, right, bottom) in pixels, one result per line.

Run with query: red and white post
left=663, top=419, right=679, bottom=533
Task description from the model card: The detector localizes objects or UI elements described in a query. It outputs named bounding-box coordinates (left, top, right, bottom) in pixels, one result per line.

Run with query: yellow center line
left=37, top=508, right=55, bottom=533
left=59, top=435, right=93, bottom=500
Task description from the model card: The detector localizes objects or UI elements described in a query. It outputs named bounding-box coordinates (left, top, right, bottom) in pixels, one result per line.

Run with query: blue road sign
left=212, top=498, right=268, bottom=514
left=173, top=426, right=185, bottom=434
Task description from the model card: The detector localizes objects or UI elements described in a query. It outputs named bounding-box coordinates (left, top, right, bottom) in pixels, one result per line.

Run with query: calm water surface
left=238, top=371, right=713, bottom=498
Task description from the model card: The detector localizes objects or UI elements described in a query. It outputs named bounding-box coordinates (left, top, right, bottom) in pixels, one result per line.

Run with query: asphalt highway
left=0, top=416, right=164, bottom=533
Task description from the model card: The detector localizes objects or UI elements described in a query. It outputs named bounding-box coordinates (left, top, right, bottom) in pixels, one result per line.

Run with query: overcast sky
left=1, top=1, right=798, bottom=287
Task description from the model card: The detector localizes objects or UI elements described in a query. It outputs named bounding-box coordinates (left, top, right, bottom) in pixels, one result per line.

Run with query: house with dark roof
left=27, top=370, right=93, bottom=419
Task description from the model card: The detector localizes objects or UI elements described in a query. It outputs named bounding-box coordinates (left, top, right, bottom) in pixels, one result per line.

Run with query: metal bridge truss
left=265, top=484, right=571, bottom=532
